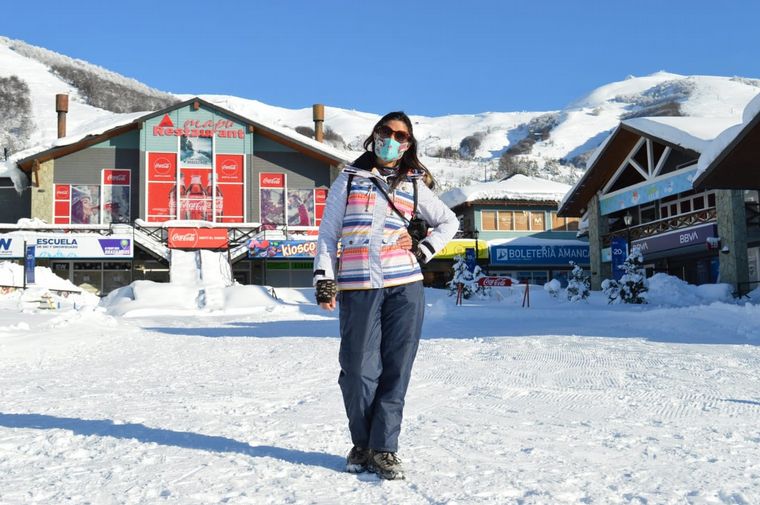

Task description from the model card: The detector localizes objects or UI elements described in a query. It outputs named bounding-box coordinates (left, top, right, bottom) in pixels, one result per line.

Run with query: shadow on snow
left=0, top=413, right=344, bottom=472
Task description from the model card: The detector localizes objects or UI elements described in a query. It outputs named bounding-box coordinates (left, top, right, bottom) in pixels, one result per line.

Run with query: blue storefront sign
left=490, top=244, right=590, bottom=266
left=25, top=245, right=36, bottom=285
left=465, top=247, right=476, bottom=272
left=631, top=223, right=717, bottom=256
left=610, top=236, right=628, bottom=280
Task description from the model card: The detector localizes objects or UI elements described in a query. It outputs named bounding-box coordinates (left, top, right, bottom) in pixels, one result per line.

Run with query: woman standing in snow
left=314, top=112, right=458, bottom=480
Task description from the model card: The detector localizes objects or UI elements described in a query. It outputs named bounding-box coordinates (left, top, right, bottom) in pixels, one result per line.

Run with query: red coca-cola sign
left=103, top=169, right=131, bottom=185
left=314, top=188, right=327, bottom=204
left=148, top=153, right=177, bottom=181
left=55, top=184, right=71, bottom=200
left=216, top=154, right=244, bottom=183
left=167, top=227, right=229, bottom=249
left=477, top=277, right=513, bottom=287
left=259, top=172, right=285, bottom=188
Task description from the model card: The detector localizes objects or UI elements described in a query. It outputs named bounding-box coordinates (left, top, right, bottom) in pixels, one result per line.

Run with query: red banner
left=216, top=183, right=244, bottom=222
left=216, top=154, right=244, bottom=183
left=167, top=227, right=229, bottom=249
left=477, top=277, right=513, bottom=287
left=54, top=184, right=71, bottom=224
left=260, top=172, right=285, bottom=188
left=147, top=183, right=176, bottom=219
left=148, top=153, right=177, bottom=181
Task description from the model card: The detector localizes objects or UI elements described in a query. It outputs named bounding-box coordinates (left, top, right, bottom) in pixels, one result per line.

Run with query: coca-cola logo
left=478, top=277, right=512, bottom=287
left=261, top=176, right=283, bottom=186
left=182, top=200, right=210, bottom=211
left=221, top=160, right=238, bottom=175
left=55, top=186, right=70, bottom=199
left=106, top=174, right=129, bottom=184
left=171, top=231, right=198, bottom=243
left=153, top=157, right=172, bottom=174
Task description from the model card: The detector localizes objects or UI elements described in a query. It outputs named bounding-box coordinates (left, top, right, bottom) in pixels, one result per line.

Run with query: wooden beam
left=652, top=146, right=671, bottom=177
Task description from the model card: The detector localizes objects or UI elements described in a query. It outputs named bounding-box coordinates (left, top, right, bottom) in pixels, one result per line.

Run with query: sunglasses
left=375, top=124, right=412, bottom=143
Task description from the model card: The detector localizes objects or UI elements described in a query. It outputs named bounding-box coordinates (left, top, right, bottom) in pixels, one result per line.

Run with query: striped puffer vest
left=337, top=176, right=423, bottom=290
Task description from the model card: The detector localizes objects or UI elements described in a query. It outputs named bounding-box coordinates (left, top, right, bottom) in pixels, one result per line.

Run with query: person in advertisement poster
left=71, top=185, right=100, bottom=224
left=102, top=186, right=130, bottom=224
left=314, top=112, right=458, bottom=480
left=287, top=189, right=314, bottom=226
left=261, top=188, right=285, bottom=226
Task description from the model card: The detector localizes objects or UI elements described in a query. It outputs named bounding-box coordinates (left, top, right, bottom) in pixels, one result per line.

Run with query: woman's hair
left=361, top=111, right=435, bottom=189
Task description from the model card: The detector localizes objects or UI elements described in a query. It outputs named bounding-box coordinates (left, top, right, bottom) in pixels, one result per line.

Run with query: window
left=693, top=196, right=705, bottom=210
left=482, top=211, right=497, bottom=231
left=498, top=211, right=513, bottom=230
left=551, top=212, right=579, bottom=231
left=514, top=211, right=529, bottom=231
left=530, top=212, right=545, bottom=231
left=640, top=204, right=656, bottom=223
left=707, top=193, right=716, bottom=208
left=681, top=200, right=691, bottom=213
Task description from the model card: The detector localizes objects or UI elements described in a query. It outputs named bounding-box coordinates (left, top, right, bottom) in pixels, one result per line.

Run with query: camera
left=407, top=216, right=429, bottom=253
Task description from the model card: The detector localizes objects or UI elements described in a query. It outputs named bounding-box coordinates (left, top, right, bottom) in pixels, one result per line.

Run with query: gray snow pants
left=337, top=281, right=425, bottom=453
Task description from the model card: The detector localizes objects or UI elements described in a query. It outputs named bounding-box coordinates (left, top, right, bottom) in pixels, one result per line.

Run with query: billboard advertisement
left=215, top=154, right=244, bottom=223
left=260, top=173, right=286, bottom=226
left=71, top=185, right=100, bottom=225
left=147, top=152, right=178, bottom=221
left=0, top=233, right=133, bottom=259
left=101, top=169, right=131, bottom=224
left=167, top=228, right=229, bottom=249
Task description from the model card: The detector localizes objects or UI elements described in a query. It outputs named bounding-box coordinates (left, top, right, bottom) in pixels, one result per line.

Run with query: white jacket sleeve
left=415, top=181, right=459, bottom=263
left=313, top=171, right=349, bottom=284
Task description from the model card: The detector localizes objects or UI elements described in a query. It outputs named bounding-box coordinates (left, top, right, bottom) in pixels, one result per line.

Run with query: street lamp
left=623, top=211, right=633, bottom=254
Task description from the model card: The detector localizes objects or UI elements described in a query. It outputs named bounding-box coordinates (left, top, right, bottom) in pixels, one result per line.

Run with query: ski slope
left=1, top=283, right=759, bottom=504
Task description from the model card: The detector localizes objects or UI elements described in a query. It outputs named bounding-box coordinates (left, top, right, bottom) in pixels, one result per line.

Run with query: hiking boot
left=369, top=451, right=405, bottom=480
left=345, top=446, right=371, bottom=473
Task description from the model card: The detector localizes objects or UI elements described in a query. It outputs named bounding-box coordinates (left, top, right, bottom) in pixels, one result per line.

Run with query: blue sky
left=5, top=0, right=760, bottom=116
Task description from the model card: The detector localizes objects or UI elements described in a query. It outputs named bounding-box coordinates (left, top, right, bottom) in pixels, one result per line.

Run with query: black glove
left=315, top=279, right=337, bottom=304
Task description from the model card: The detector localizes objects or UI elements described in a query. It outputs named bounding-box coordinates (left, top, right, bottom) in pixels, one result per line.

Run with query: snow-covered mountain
left=2, top=35, right=760, bottom=192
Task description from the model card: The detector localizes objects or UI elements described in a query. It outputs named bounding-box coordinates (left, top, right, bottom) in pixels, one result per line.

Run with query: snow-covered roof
left=623, top=116, right=739, bottom=154
left=440, top=174, right=571, bottom=209
left=14, top=97, right=353, bottom=170
left=695, top=92, right=760, bottom=181
left=559, top=114, right=742, bottom=215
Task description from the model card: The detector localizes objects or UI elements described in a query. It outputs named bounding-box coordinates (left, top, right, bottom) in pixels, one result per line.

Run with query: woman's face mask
left=373, top=123, right=411, bottom=163
left=374, top=134, right=410, bottom=164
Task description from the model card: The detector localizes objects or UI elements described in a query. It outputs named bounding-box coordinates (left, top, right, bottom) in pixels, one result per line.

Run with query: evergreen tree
left=448, top=255, right=490, bottom=299
left=603, top=247, right=648, bottom=304
left=565, top=261, right=590, bottom=302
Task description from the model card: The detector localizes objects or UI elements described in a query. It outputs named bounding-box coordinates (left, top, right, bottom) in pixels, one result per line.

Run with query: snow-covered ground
left=1, top=270, right=759, bottom=504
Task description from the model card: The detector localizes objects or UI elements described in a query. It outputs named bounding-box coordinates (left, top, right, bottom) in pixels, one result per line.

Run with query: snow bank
left=0, top=261, right=99, bottom=309
left=645, top=273, right=733, bottom=307
left=100, top=280, right=283, bottom=318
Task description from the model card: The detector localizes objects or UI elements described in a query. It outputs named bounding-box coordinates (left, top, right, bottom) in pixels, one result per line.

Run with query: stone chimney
left=56, top=94, right=69, bottom=138
left=313, top=104, right=324, bottom=143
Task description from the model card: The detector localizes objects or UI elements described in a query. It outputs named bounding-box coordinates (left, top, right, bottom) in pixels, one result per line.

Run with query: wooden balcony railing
left=603, top=208, right=717, bottom=247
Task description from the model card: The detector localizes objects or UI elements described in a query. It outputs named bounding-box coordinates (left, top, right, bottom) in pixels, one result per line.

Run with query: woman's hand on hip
left=396, top=230, right=413, bottom=250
